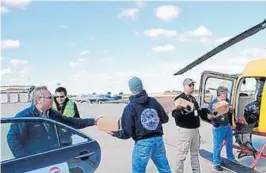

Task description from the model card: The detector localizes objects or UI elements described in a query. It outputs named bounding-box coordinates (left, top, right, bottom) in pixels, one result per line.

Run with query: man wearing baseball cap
left=207, top=86, right=237, bottom=171
left=171, top=78, right=201, bottom=173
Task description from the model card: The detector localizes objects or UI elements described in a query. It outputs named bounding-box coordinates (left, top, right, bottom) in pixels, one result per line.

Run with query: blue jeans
left=212, top=124, right=235, bottom=166
left=132, top=136, right=171, bottom=173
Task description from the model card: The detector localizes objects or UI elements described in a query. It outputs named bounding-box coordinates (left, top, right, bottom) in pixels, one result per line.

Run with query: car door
left=198, top=70, right=238, bottom=123
left=1, top=117, right=101, bottom=173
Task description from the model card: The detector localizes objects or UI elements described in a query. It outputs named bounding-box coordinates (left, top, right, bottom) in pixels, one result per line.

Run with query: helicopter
left=173, top=19, right=266, bottom=171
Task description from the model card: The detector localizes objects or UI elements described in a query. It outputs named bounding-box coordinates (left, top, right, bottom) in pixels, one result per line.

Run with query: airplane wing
left=173, top=19, right=266, bottom=76
left=199, top=149, right=261, bottom=173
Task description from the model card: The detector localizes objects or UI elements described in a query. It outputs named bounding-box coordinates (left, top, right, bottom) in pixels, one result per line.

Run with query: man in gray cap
left=171, top=78, right=201, bottom=173
left=207, top=86, right=236, bottom=171
left=108, top=76, right=171, bottom=173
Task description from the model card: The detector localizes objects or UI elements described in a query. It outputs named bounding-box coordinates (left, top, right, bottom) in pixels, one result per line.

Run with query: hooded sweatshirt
left=112, top=90, right=169, bottom=141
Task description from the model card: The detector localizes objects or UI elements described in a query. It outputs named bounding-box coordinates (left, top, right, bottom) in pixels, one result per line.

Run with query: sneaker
left=214, top=165, right=223, bottom=171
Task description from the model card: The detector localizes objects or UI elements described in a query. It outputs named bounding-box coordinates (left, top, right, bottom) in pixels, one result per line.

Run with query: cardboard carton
left=212, top=100, right=229, bottom=116
left=97, top=118, right=121, bottom=132
left=174, top=98, right=194, bottom=110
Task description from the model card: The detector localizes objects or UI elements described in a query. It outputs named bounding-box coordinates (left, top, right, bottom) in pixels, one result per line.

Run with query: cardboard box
left=212, top=100, right=230, bottom=116
left=174, top=98, right=194, bottom=110
left=97, top=118, right=121, bottom=132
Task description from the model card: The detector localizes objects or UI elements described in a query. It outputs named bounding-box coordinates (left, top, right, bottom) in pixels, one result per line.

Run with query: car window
left=2, top=121, right=60, bottom=161
left=56, top=124, right=91, bottom=147
left=1, top=119, right=91, bottom=162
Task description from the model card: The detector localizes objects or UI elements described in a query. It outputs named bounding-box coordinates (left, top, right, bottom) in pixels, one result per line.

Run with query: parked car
left=1, top=117, right=101, bottom=173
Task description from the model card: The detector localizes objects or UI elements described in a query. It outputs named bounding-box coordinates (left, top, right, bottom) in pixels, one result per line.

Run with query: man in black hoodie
left=108, top=77, right=171, bottom=173
left=171, top=78, right=201, bottom=173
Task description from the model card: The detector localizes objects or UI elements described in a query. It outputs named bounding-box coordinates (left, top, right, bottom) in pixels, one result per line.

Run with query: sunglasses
left=56, top=96, right=65, bottom=98
left=188, top=83, right=195, bottom=87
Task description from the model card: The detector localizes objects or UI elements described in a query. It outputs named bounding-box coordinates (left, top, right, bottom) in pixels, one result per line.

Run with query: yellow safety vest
left=52, top=99, right=75, bottom=117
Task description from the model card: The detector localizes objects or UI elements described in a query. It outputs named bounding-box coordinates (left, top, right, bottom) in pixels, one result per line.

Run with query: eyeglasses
left=39, top=96, right=53, bottom=99
left=56, top=96, right=65, bottom=98
left=188, top=83, right=195, bottom=87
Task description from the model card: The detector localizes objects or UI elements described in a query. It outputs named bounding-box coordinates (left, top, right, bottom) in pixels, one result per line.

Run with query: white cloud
left=177, top=34, right=188, bottom=41
left=10, top=59, right=28, bottom=66
left=144, top=28, right=177, bottom=38
left=69, top=61, right=79, bottom=68
left=2, top=0, right=31, bottom=12
left=1, top=40, right=20, bottom=49
left=135, top=0, right=146, bottom=8
left=1, top=6, right=9, bottom=13
left=0, top=68, right=12, bottom=75
left=119, top=8, right=139, bottom=19
left=77, top=58, right=85, bottom=62
left=240, top=48, right=266, bottom=57
left=199, top=37, right=212, bottom=43
left=59, top=25, right=68, bottom=29
left=155, top=5, right=180, bottom=21
left=152, top=44, right=176, bottom=53
left=188, top=25, right=212, bottom=37
left=79, top=50, right=90, bottom=56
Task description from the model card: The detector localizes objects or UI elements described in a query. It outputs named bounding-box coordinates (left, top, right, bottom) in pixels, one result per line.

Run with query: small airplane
left=174, top=19, right=266, bottom=171
left=87, top=92, right=123, bottom=104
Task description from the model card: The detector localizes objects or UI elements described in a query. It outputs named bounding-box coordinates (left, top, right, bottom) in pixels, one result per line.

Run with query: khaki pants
left=175, top=126, right=201, bottom=173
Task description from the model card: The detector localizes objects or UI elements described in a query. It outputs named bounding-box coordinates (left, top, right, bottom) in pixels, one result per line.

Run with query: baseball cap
left=183, top=78, right=196, bottom=86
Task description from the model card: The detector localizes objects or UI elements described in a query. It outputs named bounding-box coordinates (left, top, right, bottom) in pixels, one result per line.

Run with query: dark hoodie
left=112, top=90, right=169, bottom=141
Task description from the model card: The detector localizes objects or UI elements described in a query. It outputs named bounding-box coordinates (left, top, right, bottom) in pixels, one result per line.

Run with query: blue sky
left=1, top=1, right=266, bottom=95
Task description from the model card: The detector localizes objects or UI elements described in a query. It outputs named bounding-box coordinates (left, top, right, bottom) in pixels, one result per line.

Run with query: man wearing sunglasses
left=7, top=86, right=101, bottom=158
left=53, top=87, right=80, bottom=118
left=171, top=78, right=201, bottom=173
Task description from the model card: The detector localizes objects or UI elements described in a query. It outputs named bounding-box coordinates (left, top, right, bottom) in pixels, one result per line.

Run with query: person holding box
left=107, top=77, right=171, bottom=173
left=171, top=78, right=201, bottom=173
left=207, top=86, right=237, bottom=171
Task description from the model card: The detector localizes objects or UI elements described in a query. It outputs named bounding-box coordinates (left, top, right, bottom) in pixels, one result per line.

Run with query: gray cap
left=217, top=86, right=228, bottom=95
left=183, top=78, right=196, bottom=86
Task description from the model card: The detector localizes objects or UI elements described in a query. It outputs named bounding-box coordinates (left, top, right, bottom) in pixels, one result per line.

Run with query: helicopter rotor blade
left=173, top=19, right=266, bottom=76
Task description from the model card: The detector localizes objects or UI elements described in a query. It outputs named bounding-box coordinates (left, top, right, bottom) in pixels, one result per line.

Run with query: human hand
left=106, top=131, right=114, bottom=135
left=175, top=105, right=183, bottom=110
left=95, top=116, right=103, bottom=125
left=207, top=114, right=214, bottom=120
left=229, top=106, right=234, bottom=113
left=186, top=105, right=192, bottom=111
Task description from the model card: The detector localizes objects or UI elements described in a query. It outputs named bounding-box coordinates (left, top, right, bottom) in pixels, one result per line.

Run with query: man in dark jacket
left=7, top=86, right=100, bottom=158
left=108, top=77, right=171, bottom=173
left=171, top=78, right=201, bottom=173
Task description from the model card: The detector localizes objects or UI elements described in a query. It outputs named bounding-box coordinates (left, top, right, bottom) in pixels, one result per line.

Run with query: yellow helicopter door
left=198, top=70, right=238, bottom=106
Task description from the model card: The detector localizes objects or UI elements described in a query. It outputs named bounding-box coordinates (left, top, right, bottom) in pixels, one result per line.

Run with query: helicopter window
left=236, top=77, right=264, bottom=126
left=204, top=77, right=233, bottom=103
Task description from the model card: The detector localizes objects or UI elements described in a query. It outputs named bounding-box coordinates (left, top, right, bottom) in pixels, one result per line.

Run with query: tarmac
left=1, top=100, right=266, bottom=173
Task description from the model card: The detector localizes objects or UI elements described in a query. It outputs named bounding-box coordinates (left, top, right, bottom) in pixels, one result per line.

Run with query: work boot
left=214, top=165, right=223, bottom=171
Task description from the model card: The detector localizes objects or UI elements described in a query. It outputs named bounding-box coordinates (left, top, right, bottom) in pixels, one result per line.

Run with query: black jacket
left=113, top=90, right=169, bottom=141
left=172, top=93, right=201, bottom=129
